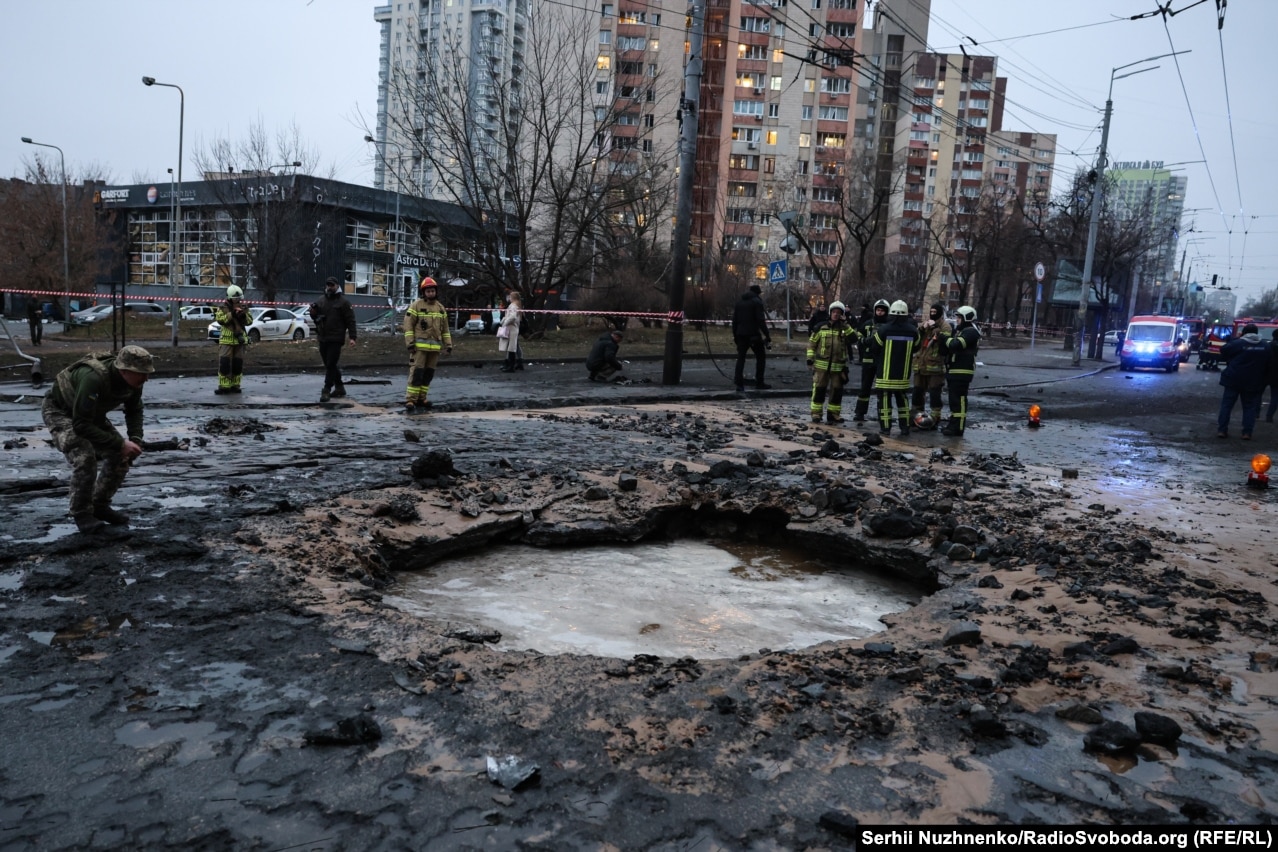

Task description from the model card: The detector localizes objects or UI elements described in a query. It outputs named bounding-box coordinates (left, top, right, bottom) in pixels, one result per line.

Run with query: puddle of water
left=114, top=720, right=229, bottom=766
left=0, top=570, right=24, bottom=591
left=153, top=494, right=210, bottom=509
left=388, top=540, right=919, bottom=659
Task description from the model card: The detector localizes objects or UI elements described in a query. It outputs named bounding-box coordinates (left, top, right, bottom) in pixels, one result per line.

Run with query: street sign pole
left=1031, top=261, right=1045, bottom=351
left=769, top=259, right=789, bottom=344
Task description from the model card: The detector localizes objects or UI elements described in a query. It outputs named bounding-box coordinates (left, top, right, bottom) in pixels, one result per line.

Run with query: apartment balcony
left=616, top=22, right=647, bottom=38
left=825, top=6, right=857, bottom=24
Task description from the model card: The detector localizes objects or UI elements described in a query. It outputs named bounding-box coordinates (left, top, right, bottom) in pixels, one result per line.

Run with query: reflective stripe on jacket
left=403, top=298, right=453, bottom=351
left=806, top=322, right=857, bottom=372
left=871, top=318, right=919, bottom=390
left=941, top=324, right=981, bottom=377
left=913, top=319, right=952, bottom=376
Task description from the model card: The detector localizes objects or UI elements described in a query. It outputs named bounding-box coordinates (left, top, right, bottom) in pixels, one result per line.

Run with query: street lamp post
left=365, top=136, right=404, bottom=302
left=142, top=76, right=184, bottom=347
left=20, top=137, right=69, bottom=299
left=1074, top=51, right=1188, bottom=365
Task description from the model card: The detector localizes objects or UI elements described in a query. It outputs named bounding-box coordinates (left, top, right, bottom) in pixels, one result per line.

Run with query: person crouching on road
left=309, top=276, right=358, bottom=402
left=853, top=300, right=889, bottom=422
left=911, top=303, right=951, bottom=429
left=215, top=285, right=250, bottom=394
left=587, top=330, right=625, bottom=382
left=869, top=300, right=919, bottom=436
left=42, top=345, right=154, bottom=534
left=939, top=305, right=981, bottom=436
left=806, top=301, right=856, bottom=424
left=403, top=277, right=453, bottom=414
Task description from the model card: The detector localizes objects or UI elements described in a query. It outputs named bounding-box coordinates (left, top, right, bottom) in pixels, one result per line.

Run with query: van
left=1119, top=315, right=1181, bottom=372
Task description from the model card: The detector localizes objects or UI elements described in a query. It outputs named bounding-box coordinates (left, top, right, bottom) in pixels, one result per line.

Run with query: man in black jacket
left=1217, top=323, right=1269, bottom=438
left=587, top=330, right=625, bottom=381
left=852, top=300, right=889, bottom=421
left=732, top=284, right=772, bottom=391
left=309, top=277, right=358, bottom=402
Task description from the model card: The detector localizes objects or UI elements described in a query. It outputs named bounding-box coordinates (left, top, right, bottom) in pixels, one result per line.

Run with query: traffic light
left=1211, top=273, right=1218, bottom=287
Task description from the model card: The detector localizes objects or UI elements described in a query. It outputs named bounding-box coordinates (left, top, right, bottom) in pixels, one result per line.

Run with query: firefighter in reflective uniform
left=805, top=301, right=857, bottom=424
left=852, top=299, right=889, bottom=422
left=214, top=285, right=250, bottom=394
left=910, top=303, right=952, bottom=429
left=939, top=305, right=981, bottom=436
left=869, top=300, right=919, bottom=436
left=402, top=277, right=453, bottom=413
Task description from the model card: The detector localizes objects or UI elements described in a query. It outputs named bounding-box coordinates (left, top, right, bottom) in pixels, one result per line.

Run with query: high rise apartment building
left=599, top=0, right=933, bottom=295
left=888, top=52, right=1055, bottom=305
left=1107, top=161, right=1187, bottom=309
left=373, top=0, right=530, bottom=199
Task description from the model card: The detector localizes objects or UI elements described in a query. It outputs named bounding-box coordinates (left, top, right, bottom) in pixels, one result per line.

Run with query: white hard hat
left=828, top=301, right=846, bottom=313
left=889, top=300, right=909, bottom=317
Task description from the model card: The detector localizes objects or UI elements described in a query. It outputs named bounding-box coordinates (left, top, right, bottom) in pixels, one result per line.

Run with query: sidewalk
left=0, top=336, right=1116, bottom=414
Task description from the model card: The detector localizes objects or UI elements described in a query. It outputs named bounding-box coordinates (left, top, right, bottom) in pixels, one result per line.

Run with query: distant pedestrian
left=806, top=302, right=829, bottom=336
left=586, top=330, right=625, bottom=382
left=26, top=298, right=42, bottom=346
left=939, top=306, right=981, bottom=436
left=214, top=285, right=251, bottom=394
left=41, top=346, right=154, bottom=533
left=498, top=291, right=523, bottom=372
left=1114, top=329, right=1125, bottom=356
left=852, top=300, right=889, bottom=422
left=309, top=276, right=357, bottom=402
left=869, top=300, right=919, bottom=435
left=805, top=301, right=856, bottom=423
left=1216, top=323, right=1269, bottom=439
left=402, top=276, right=453, bottom=414
left=732, top=284, right=772, bottom=391
left=910, top=303, right=951, bottom=428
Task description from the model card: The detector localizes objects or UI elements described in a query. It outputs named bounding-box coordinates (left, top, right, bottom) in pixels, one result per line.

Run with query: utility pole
left=662, top=3, right=704, bottom=385
left=1074, top=52, right=1186, bottom=366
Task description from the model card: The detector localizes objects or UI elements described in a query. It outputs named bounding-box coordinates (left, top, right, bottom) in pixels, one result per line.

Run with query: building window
left=597, top=55, right=610, bottom=70
left=599, top=31, right=611, bottom=44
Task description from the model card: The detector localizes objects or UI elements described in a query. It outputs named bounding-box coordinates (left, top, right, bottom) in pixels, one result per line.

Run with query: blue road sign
left=769, top=259, right=788, bottom=284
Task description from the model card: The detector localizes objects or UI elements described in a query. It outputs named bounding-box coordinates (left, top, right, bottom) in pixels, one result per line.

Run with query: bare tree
left=0, top=157, right=116, bottom=316
left=379, top=3, right=678, bottom=333
left=191, top=121, right=331, bottom=301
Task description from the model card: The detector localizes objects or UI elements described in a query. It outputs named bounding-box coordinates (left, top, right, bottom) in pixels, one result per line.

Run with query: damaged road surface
left=0, top=395, right=1275, bottom=849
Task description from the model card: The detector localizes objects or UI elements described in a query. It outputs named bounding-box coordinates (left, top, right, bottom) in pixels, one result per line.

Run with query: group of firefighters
left=805, top=298, right=981, bottom=437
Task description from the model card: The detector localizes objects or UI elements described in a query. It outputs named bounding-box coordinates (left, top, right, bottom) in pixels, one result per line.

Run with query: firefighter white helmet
left=889, top=300, right=909, bottom=317
left=956, top=305, right=977, bottom=322
left=226, top=285, right=243, bottom=300
left=828, top=301, right=846, bottom=314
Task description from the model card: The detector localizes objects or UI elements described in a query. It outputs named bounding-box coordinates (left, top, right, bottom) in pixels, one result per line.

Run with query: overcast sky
left=2, top=0, right=1273, bottom=305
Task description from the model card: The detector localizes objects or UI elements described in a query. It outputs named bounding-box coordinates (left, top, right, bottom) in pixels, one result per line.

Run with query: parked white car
left=207, top=307, right=316, bottom=343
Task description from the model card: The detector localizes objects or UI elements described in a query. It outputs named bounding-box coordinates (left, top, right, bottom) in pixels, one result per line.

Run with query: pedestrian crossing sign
left=769, top=259, right=788, bottom=284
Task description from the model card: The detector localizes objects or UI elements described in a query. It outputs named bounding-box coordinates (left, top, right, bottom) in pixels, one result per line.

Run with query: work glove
left=806, top=359, right=814, bottom=367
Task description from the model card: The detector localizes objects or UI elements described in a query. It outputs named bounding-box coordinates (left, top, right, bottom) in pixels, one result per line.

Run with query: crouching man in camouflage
left=42, top=345, right=155, bottom=533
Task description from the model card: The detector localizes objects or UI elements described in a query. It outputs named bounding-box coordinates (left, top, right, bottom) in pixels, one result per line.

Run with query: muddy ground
left=1, top=389, right=1276, bottom=849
